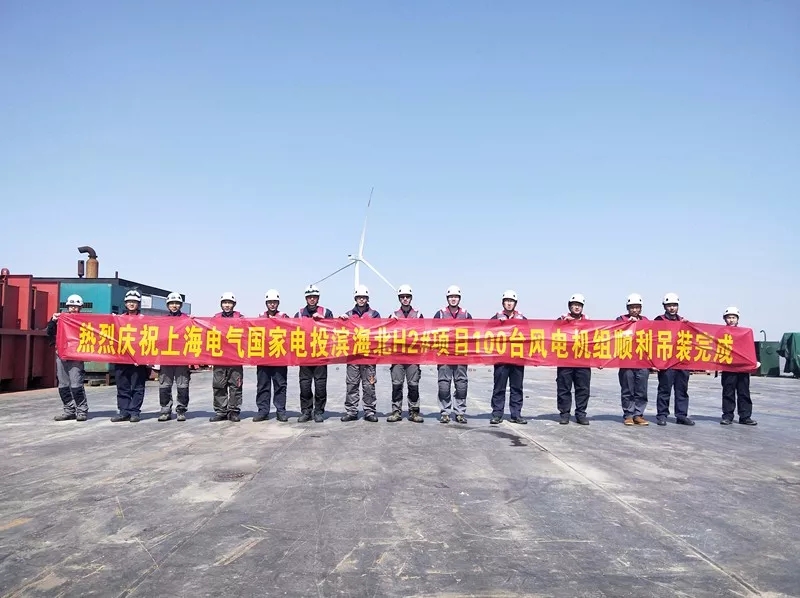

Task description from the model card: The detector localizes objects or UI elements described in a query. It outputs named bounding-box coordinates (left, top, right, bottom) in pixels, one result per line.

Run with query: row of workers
left=48, top=285, right=756, bottom=427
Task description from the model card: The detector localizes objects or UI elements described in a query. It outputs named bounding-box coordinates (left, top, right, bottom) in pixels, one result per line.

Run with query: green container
left=754, top=341, right=780, bottom=377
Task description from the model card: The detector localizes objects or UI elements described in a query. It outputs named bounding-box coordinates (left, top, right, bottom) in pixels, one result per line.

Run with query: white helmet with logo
left=265, top=289, right=280, bottom=302
left=124, top=289, right=142, bottom=303
left=65, top=294, right=83, bottom=307
left=626, top=293, right=643, bottom=306
left=502, top=289, right=518, bottom=302
left=723, top=306, right=740, bottom=318
left=220, top=292, right=236, bottom=303
left=166, top=292, right=183, bottom=304
left=446, top=285, right=461, bottom=297
left=354, top=284, right=369, bottom=299
left=397, top=284, right=413, bottom=297
left=569, top=293, right=585, bottom=305
left=304, top=285, right=320, bottom=297
left=663, top=292, right=679, bottom=305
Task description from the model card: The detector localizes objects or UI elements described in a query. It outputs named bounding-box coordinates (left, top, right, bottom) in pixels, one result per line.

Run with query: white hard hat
left=397, top=284, right=413, bottom=296
left=65, top=294, right=83, bottom=307
left=265, top=289, right=280, bottom=302
left=663, top=292, right=679, bottom=305
left=124, top=290, right=142, bottom=303
left=354, top=284, right=369, bottom=298
left=304, top=285, right=320, bottom=297
left=220, top=291, right=236, bottom=303
left=723, top=306, right=740, bottom=318
left=446, top=285, right=461, bottom=297
left=166, top=292, right=183, bottom=304
left=626, top=293, right=643, bottom=306
left=502, top=289, right=518, bottom=302
left=569, top=293, right=585, bottom=305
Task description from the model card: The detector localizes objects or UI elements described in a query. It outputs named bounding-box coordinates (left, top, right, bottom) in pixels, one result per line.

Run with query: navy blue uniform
left=556, top=313, right=591, bottom=420
left=115, top=311, right=149, bottom=419
left=654, top=312, right=690, bottom=421
left=256, top=311, right=290, bottom=418
left=490, top=310, right=527, bottom=420
left=616, top=314, right=650, bottom=419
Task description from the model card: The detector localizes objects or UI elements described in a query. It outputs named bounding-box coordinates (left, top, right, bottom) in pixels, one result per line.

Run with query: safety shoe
left=364, top=413, right=378, bottom=423
left=340, top=413, right=358, bottom=422
left=559, top=414, right=570, bottom=425
left=738, top=418, right=757, bottom=426
left=54, top=413, right=76, bottom=421
left=623, top=417, right=634, bottom=426
left=252, top=413, right=269, bottom=422
left=575, top=415, right=590, bottom=425
left=276, top=412, right=289, bottom=422
left=209, top=414, right=227, bottom=422
left=439, top=413, right=450, bottom=424
left=158, top=412, right=172, bottom=422
left=490, top=415, right=502, bottom=425
left=111, top=414, right=131, bottom=422
left=176, top=412, right=186, bottom=422
left=676, top=417, right=695, bottom=426
left=129, top=415, right=141, bottom=423
left=297, top=413, right=312, bottom=423
left=313, top=413, right=324, bottom=423
left=633, top=416, right=649, bottom=426
left=454, top=414, right=467, bottom=424
left=509, top=416, right=528, bottom=425
left=76, top=414, right=88, bottom=422
left=408, top=412, right=424, bottom=423
left=720, top=418, right=733, bottom=425
left=228, top=412, right=241, bottom=422
left=386, top=412, right=403, bottom=422
left=656, top=416, right=667, bottom=426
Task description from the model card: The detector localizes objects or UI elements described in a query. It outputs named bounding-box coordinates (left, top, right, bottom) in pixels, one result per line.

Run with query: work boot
left=158, top=412, right=172, bottom=422
left=111, top=414, right=131, bottom=422
left=559, top=414, right=570, bottom=425
left=129, top=415, right=141, bottom=423
left=633, top=416, right=649, bottom=426
left=276, top=412, right=289, bottom=422
left=575, top=415, right=590, bottom=425
left=253, top=413, right=269, bottom=422
left=623, top=417, right=634, bottom=426
left=54, top=413, right=76, bottom=421
left=509, top=416, right=527, bottom=425
left=209, top=414, right=227, bottom=422
left=176, top=412, right=186, bottom=422
left=297, top=413, right=312, bottom=423
left=490, top=415, right=502, bottom=425
left=720, top=418, right=733, bottom=425
left=676, top=416, right=695, bottom=426
left=407, top=411, right=424, bottom=423
left=386, top=411, right=403, bottom=422
left=364, top=413, right=378, bottom=423
left=738, top=417, right=757, bottom=426
left=656, top=416, right=667, bottom=426
left=228, top=412, right=241, bottom=422
left=76, top=413, right=88, bottom=422
left=454, top=414, right=467, bottom=424
left=439, top=413, right=450, bottom=424
left=340, top=413, right=358, bottom=422
left=313, top=413, right=324, bottom=423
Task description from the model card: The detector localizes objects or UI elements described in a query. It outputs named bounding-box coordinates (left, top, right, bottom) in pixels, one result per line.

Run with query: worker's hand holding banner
left=56, top=313, right=757, bottom=372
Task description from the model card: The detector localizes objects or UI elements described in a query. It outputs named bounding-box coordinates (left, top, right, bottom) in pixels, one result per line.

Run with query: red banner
left=55, top=314, right=757, bottom=371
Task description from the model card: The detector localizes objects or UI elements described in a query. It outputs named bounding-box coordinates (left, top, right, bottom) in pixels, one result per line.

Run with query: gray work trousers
left=55, top=355, right=88, bottom=416
left=390, top=364, right=421, bottom=414
left=212, top=366, right=243, bottom=415
left=345, top=364, right=377, bottom=416
left=437, top=364, right=468, bottom=415
left=159, top=366, right=190, bottom=414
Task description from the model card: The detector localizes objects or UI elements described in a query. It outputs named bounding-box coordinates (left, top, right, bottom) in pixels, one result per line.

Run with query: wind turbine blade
left=354, top=260, right=360, bottom=290
left=312, top=261, right=355, bottom=286
left=360, top=257, right=395, bottom=292
left=357, top=187, right=373, bottom=259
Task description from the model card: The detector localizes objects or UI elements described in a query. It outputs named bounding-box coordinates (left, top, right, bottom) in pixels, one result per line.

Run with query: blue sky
left=1, top=1, right=798, bottom=336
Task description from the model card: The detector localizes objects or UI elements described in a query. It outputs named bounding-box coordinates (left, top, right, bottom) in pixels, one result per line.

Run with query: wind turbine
left=312, top=188, right=396, bottom=292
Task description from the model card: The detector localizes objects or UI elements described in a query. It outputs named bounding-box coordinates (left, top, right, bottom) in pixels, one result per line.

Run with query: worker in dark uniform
left=294, top=285, right=334, bottom=422
left=47, top=294, right=88, bottom=421
left=209, top=292, right=244, bottom=422
left=616, top=293, right=650, bottom=426
left=254, top=289, right=290, bottom=423
left=387, top=284, right=424, bottom=423
left=654, top=292, right=694, bottom=426
left=112, top=289, right=149, bottom=423
left=158, top=292, right=191, bottom=422
left=720, top=306, right=757, bottom=426
left=556, top=293, right=591, bottom=425
left=490, top=290, right=528, bottom=425
left=433, top=285, right=472, bottom=424
left=339, top=285, right=381, bottom=422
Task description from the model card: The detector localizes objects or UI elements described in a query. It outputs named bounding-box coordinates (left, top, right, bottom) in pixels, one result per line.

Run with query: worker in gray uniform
left=339, top=285, right=380, bottom=422
left=46, top=294, right=88, bottom=421
left=387, top=284, right=424, bottom=423
left=158, top=292, right=191, bottom=422
left=209, top=292, right=244, bottom=423
left=433, top=285, right=472, bottom=424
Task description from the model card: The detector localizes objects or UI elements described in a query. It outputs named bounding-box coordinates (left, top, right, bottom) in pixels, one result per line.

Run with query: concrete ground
left=0, top=366, right=798, bottom=598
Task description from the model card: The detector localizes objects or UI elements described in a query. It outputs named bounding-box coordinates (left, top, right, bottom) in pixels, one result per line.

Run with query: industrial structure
left=0, top=246, right=190, bottom=392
